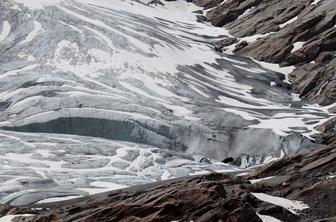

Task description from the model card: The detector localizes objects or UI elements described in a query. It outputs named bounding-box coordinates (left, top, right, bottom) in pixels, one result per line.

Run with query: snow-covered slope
left=0, top=0, right=332, bottom=204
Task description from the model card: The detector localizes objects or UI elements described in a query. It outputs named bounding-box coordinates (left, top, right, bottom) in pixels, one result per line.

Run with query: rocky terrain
left=190, top=0, right=336, bottom=142
left=0, top=0, right=333, bottom=205
left=1, top=143, right=335, bottom=221
left=0, top=0, right=335, bottom=221
left=163, top=0, right=336, bottom=142
left=188, top=1, right=336, bottom=208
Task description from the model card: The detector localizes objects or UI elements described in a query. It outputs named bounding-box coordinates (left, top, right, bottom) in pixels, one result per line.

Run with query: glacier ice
left=0, top=0, right=332, bottom=204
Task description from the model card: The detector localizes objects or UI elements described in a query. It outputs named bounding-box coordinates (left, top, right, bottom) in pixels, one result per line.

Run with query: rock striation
left=0, top=0, right=333, bottom=203
left=190, top=0, right=336, bottom=107
left=0, top=0, right=335, bottom=213
left=1, top=143, right=336, bottom=221
left=175, top=0, right=336, bottom=152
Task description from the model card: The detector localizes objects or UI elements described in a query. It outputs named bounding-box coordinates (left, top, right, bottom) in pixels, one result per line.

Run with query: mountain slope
left=202, top=0, right=336, bottom=107
left=0, top=0, right=333, bottom=205
left=2, top=143, right=336, bottom=221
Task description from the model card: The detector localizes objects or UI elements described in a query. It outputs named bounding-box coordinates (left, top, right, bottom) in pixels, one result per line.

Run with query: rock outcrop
left=314, top=117, right=336, bottom=145
left=169, top=0, right=336, bottom=154
left=0, top=1, right=335, bottom=220
left=2, top=0, right=333, bottom=204
left=188, top=0, right=336, bottom=107
left=2, top=144, right=336, bottom=221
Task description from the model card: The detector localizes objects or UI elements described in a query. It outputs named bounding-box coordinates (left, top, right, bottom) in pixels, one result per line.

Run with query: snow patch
left=252, top=59, right=295, bottom=83
left=252, top=59, right=295, bottom=75
left=238, top=7, right=255, bottom=19
left=327, top=173, right=336, bottom=180
left=36, top=196, right=80, bottom=204
left=249, top=117, right=307, bottom=136
left=257, top=213, right=281, bottom=222
left=250, top=176, right=275, bottom=184
left=240, top=32, right=273, bottom=43
left=279, top=16, right=298, bottom=28
left=291, top=41, right=305, bottom=53
left=252, top=192, right=309, bottom=214
left=311, top=0, right=322, bottom=5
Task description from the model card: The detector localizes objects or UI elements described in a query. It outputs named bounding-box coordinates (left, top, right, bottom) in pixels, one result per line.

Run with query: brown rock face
left=193, top=0, right=224, bottom=9
left=314, top=117, right=336, bottom=145
left=207, top=0, right=263, bottom=27
left=288, top=63, right=322, bottom=98
left=198, top=0, right=336, bottom=106
left=249, top=145, right=336, bottom=221
left=233, top=41, right=248, bottom=53
left=214, top=37, right=237, bottom=49
left=9, top=174, right=263, bottom=222
left=3, top=144, right=336, bottom=221
left=0, top=1, right=335, bottom=221
left=289, top=58, right=336, bottom=106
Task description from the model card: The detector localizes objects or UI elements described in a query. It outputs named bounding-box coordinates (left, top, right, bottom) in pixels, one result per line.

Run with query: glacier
left=0, top=0, right=332, bottom=205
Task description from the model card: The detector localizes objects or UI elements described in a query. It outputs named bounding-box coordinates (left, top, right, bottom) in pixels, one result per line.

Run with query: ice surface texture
left=0, top=0, right=331, bottom=204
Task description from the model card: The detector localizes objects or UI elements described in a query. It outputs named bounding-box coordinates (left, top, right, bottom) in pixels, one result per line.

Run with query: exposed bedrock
left=0, top=0, right=334, bottom=204
left=289, top=58, right=336, bottom=106
left=313, top=116, right=336, bottom=146
left=0, top=0, right=334, bottom=209
left=194, top=0, right=336, bottom=106
left=4, top=143, right=336, bottom=221
left=0, top=0, right=329, bottom=163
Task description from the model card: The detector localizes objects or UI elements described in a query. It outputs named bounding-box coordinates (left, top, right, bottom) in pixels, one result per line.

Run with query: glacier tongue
left=0, top=0, right=331, bottom=204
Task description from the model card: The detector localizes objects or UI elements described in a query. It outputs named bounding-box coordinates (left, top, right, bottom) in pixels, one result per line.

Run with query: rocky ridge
left=186, top=0, right=336, bottom=106
left=1, top=143, right=336, bottom=221
left=0, top=0, right=333, bottom=204
left=174, top=0, right=336, bottom=145
left=0, top=0, right=336, bottom=221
